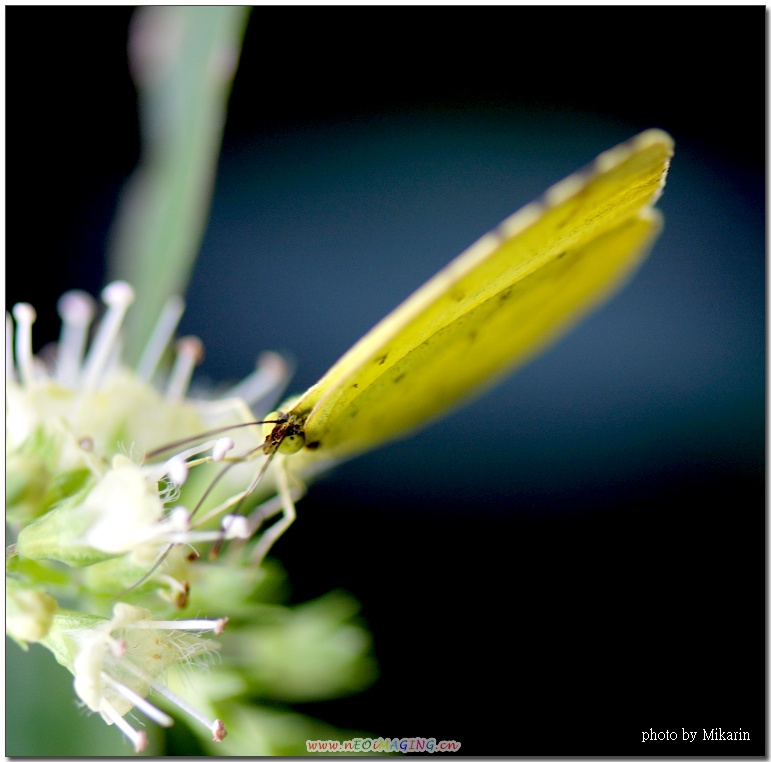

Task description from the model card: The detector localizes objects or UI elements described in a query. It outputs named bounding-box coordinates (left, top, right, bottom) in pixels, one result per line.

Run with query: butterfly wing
left=288, top=129, right=674, bottom=462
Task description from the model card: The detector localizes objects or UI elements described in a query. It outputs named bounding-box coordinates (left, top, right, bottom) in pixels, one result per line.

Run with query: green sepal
left=39, top=609, right=107, bottom=674
left=15, top=487, right=115, bottom=568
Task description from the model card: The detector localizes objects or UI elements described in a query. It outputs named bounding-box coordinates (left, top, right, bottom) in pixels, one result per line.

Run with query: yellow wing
left=285, top=129, right=674, bottom=462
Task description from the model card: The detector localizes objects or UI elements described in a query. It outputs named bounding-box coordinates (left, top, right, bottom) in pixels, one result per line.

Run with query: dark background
left=6, top=6, right=764, bottom=756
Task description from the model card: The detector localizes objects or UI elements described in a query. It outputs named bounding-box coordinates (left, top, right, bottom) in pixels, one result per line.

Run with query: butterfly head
left=262, top=411, right=306, bottom=456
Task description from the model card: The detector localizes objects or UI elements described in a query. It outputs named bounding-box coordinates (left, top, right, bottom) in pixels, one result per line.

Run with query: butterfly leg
left=248, top=456, right=305, bottom=566
left=242, top=480, right=304, bottom=540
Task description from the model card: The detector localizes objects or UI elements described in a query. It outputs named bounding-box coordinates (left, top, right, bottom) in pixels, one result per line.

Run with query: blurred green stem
left=107, top=6, right=249, bottom=363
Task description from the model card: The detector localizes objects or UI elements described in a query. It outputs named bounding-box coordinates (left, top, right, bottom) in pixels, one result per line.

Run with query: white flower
left=7, top=282, right=291, bottom=568
left=6, top=281, right=377, bottom=756
left=6, top=282, right=296, bottom=750
left=82, top=455, right=168, bottom=553
left=43, top=603, right=228, bottom=752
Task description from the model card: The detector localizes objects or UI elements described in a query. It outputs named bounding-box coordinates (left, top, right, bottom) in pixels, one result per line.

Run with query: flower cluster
left=6, top=283, right=374, bottom=753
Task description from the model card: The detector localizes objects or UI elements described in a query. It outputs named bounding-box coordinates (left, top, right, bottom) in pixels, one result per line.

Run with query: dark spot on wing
left=376, top=354, right=388, bottom=365
left=393, top=373, right=405, bottom=384
left=556, top=250, right=567, bottom=259
left=352, top=383, right=359, bottom=389
left=498, top=287, right=512, bottom=302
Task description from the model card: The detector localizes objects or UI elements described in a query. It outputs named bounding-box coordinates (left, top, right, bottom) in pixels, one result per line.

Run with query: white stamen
left=157, top=509, right=255, bottom=547
left=212, top=437, right=235, bottom=462
left=166, top=506, right=192, bottom=532
left=55, top=290, right=97, bottom=386
left=12, top=303, right=37, bottom=386
left=171, top=529, right=223, bottom=543
left=102, top=673, right=174, bottom=727
left=221, top=514, right=250, bottom=539
left=143, top=439, right=229, bottom=484
left=81, top=281, right=135, bottom=391
left=137, top=295, right=185, bottom=382
left=6, top=312, right=14, bottom=381
left=130, top=616, right=228, bottom=633
left=169, top=440, right=221, bottom=464
left=140, top=675, right=227, bottom=741
left=224, top=351, right=290, bottom=407
left=166, top=455, right=189, bottom=486
left=166, top=336, right=204, bottom=401
left=102, top=703, right=148, bottom=753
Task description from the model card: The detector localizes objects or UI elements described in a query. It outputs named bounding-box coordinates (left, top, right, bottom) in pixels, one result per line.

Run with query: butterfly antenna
left=119, top=442, right=269, bottom=595
left=187, top=451, right=260, bottom=522
left=144, top=419, right=281, bottom=461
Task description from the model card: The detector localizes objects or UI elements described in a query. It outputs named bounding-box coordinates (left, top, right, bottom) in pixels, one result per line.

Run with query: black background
left=6, top=6, right=765, bottom=757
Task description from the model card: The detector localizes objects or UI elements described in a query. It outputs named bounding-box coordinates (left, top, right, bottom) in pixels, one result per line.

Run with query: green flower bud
left=6, top=577, right=59, bottom=646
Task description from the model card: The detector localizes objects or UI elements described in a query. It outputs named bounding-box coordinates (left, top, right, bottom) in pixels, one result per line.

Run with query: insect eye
left=277, top=431, right=304, bottom=455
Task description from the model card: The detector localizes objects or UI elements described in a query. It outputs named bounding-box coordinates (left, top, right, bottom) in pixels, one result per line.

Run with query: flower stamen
left=102, top=704, right=148, bottom=753
left=165, top=455, right=189, bottom=487
left=144, top=437, right=235, bottom=487
left=55, top=290, right=97, bottom=387
left=128, top=616, right=228, bottom=634
left=6, top=282, right=320, bottom=752
left=211, top=437, right=235, bottom=462
left=12, top=302, right=37, bottom=386
left=225, top=350, right=290, bottom=408
left=102, top=673, right=174, bottom=727
left=136, top=295, right=185, bottom=382
left=166, top=336, right=204, bottom=401
left=81, top=281, right=135, bottom=392
left=143, top=677, right=227, bottom=742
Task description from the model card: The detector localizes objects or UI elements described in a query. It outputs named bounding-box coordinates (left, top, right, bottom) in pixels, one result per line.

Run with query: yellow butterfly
left=240, top=128, right=674, bottom=561
left=269, top=129, right=673, bottom=459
